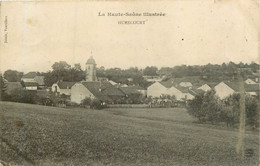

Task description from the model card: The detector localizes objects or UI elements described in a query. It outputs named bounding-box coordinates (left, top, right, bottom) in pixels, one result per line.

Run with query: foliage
left=81, top=97, right=91, bottom=106
left=3, top=70, right=23, bottom=82
left=7, top=89, right=37, bottom=104
left=44, top=61, right=85, bottom=87
left=143, top=66, right=158, bottom=76
left=188, top=91, right=259, bottom=128
left=245, top=95, right=259, bottom=128
left=90, top=98, right=104, bottom=110
left=187, top=92, right=206, bottom=122
left=0, top=75, right=8, bottom=101
left=158, top=61, right=258, bottom=81
left=221, top=94, right=241, bottom=127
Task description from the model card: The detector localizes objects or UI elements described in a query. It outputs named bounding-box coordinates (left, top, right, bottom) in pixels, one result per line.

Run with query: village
left=1, top=56, right=259, bottom=108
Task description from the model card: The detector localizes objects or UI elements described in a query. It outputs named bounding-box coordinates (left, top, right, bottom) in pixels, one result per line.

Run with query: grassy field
left=0, top=101, right=259, bottom=166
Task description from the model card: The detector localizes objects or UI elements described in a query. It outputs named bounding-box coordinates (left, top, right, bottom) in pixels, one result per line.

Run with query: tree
left=4, top=70, right=23, bottom=82
left=245, top=95, right=259, bottom=129
left=52, top=61, right=71, bottom=71
left=44, top=61, right=85, bottom=87
left=201, top=90, right=222, bottom=124
left=74, top=63, right=82, bottom=71
left=222, top=94, right=241, bottom=127
left=143, top=66, right=158, bottom=76
left=0, top=75, right=8, bottom=101
left=187, top=92, right=206, bottom=122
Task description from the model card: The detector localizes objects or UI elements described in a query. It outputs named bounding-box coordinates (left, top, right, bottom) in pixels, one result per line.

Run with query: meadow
left=0, top=101, right=259, bottom=166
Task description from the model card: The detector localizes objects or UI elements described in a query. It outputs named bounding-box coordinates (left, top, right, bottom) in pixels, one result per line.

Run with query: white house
left=71, top=81, right=125, bottom=104
left=214, top=82, right=236, bottom=99
left=147, top=81, right=194, bottom=101
left=197, top=84, right=211, bottom=92
left=167, top=86, right=185, bottom=100
left=147, top=82, right=167, bottom=97
left=71, top=82, right=96, bottom=103
left=244, top=78, right=257, bottom=84
left=21, top=72, right=45, bottom=88
left=51, top=81, right=76, bottom=96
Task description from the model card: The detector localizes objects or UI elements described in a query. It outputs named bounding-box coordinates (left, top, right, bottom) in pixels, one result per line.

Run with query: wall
left=71, top=83, right=95, bottom=104
left=214, top=82, right=235, bottom=99
left=147, top=82, right=167, bottom=97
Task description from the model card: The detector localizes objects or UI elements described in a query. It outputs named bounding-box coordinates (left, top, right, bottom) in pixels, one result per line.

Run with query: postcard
left=0, top=0, right=259, bottom=165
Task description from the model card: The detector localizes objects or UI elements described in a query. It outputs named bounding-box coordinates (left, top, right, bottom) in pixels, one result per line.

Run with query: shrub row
left=187, top=90, right=259, bottom=129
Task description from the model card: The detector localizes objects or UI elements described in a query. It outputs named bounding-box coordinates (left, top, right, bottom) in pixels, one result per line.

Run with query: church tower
left=85, top=56, right=97, bottom=82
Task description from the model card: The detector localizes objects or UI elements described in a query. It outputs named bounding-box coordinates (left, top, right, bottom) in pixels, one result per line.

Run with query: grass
left=0, top=101, right=259, bottom=166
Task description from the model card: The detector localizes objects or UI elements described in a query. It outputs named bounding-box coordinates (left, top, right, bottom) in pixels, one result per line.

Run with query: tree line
left=2, top=61, right=259, bottom=88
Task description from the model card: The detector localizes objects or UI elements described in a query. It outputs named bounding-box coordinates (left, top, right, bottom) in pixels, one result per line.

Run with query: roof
left=34, top=76, right=45, bottom=86
left=222, top=81, right=240, bottom=91
left=245, top=84, right=259, bottom=92
left=160, top=79, right=175, bottom=88
left=219, top=81, right=259, bottom=92
left=81, top=81, right=125, bottom=102
left=57, top=82, right=76, bottom=89
left=86, top=56, right=96, bottom=65
left=119, top=86, right=142, bottom=95
left=22, top=72, right=37, bottom=79
left=6, top=82, right=22, bottom=94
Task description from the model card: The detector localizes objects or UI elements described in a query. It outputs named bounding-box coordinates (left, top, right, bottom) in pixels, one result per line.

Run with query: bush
left=90, top=98, right=105, bottom=110
left=81, top=97, right=91, bottom=107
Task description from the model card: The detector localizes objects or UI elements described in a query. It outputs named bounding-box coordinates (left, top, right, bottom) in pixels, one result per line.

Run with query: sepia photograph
left=0, top=0, right=259, bottom=165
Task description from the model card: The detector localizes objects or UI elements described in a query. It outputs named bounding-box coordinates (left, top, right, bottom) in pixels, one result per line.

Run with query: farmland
left=0, top=101, right=259, bottom=166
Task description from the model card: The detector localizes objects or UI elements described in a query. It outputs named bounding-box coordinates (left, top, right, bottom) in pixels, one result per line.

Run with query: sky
left=0, top=0, right=259, bottom=73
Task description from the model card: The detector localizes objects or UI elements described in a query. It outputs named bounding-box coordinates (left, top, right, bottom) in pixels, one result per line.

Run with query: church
left=70, top=56, right=126, bottom=104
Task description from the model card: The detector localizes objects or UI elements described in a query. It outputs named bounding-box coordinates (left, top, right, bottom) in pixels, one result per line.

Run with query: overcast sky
left=0, top=0, right=259, bottom=73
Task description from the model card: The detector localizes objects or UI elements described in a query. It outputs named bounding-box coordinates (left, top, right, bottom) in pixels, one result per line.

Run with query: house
left=51, top=81, right=76, bottom=96
left=176, top=86, right=195, bottom=100
left=214, top=81, right=239, bottom=99
left=215, top=81, right=259, bottom=99
left=147, top=81, right=167, bottom=97
left=21, top=72, right=45, bottom=88
left=71, top=81, right=125, bottom=104
left=21, top=82, right=38, bottom=91
left=197, top=84, right=211, bottom=92
left=21, top=72, right=37, bottom=82
left=244, top=78, right=257, bottom=85
left=147, top=80, right=194, bottom=101
left=6, top=82, right=22, bottom=95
